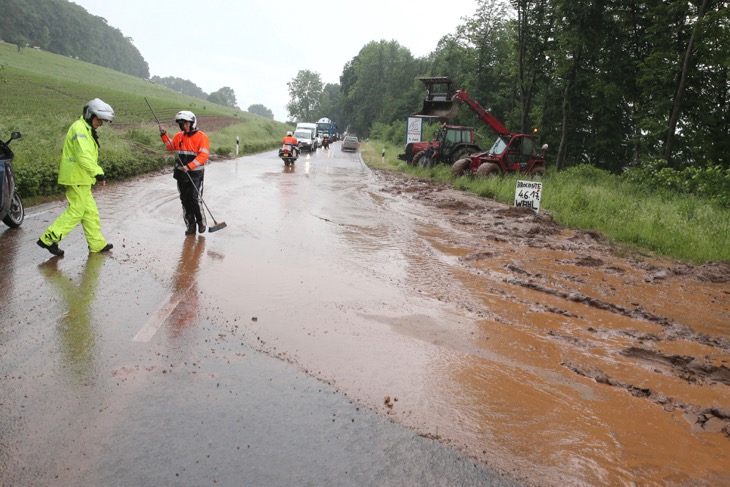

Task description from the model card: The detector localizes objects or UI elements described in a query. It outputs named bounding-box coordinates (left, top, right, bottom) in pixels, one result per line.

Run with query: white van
left=295, top=122, right=320, bottom=149
left=294, top=128, right=315, bottom=152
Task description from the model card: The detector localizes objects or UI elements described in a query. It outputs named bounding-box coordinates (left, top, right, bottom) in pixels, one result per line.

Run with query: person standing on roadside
left=37, top=98, right=115, bottom=257
left=158, top=111, right=210, bottom=235
left=422, top=142, right=435, bottom=169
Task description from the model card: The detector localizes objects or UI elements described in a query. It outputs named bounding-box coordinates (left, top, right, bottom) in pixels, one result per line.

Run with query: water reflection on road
left=38, top=254, right=106, bottom=383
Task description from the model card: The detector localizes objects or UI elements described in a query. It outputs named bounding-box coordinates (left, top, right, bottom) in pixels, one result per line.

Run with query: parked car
left=341, top=135, right=359, bottom=152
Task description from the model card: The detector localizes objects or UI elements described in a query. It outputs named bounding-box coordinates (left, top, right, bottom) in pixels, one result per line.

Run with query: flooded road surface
left=2, top=142, right=729, bottom=486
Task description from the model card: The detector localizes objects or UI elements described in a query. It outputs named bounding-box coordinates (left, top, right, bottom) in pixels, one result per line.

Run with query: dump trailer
left=413, top=77, right=547, bottom=176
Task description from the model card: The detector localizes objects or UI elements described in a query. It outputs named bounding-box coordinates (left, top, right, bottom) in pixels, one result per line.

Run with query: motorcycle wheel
left=2, top=192, right=24, bottom=227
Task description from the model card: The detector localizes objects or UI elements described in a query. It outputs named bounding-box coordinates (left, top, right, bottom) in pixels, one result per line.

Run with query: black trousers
left=175, top=169, right=206, bottom=227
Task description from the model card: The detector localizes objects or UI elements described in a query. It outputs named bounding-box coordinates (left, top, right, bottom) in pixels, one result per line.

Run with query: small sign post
left=236, top=136, right=240, bottom=156
left=514, top=180, right=543, bottom=212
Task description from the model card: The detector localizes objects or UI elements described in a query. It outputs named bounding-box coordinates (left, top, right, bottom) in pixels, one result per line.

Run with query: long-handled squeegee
left=144, top=97, right=227, bottom=233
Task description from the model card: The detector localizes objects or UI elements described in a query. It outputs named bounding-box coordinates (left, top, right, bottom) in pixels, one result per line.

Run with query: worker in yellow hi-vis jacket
left=37, top=98, right=115, bottom=257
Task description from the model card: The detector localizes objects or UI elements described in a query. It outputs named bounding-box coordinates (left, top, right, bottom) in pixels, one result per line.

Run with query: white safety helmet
left=175, top=110, right=197, bottom=130
left=83, top=98, right=115, bottom=122
left=286, top=131, right=293, bottom=136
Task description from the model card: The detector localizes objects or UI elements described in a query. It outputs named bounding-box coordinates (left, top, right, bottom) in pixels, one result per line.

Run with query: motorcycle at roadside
left=0, top=132, right=25, bottom=228
left=278, top=143, right=298, bottom=167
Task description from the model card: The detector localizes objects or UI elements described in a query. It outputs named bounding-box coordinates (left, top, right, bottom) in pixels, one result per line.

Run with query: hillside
left=0, top=41, right=290, bottom=199
left=0, top=0, right=149, bottom=77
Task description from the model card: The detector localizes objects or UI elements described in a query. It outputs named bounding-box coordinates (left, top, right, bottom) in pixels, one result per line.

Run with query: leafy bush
left=624, top=160, right=730, bottom=207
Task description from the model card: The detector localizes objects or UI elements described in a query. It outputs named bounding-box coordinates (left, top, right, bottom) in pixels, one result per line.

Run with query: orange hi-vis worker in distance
left=282, top=132, right=298, bottom=147
left=282, top=131, right=299, bottom=156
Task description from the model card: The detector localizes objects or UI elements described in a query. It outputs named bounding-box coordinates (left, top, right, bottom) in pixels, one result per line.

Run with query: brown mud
left=371, top=171, right=729, bottom=486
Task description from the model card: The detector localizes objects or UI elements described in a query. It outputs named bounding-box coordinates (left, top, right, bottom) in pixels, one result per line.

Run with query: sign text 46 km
left=515, top=180, right=542, bottom=212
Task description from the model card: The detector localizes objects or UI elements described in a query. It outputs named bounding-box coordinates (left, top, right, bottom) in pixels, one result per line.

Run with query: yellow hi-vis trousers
left=40, top=185, right=108, bottom=252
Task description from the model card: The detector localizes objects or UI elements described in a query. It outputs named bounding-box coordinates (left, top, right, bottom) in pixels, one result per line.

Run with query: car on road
left=341, top=135, right=359, bottom=152
left=294, top=129, right=315, bottom=152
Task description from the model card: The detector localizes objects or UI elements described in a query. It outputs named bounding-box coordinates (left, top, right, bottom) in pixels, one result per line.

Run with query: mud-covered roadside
left=369, top=169, right=730, bottom=485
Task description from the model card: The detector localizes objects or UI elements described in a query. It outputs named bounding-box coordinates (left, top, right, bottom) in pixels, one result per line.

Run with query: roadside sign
left=406, top=117, right=422, bottom=143
left=515, top=180, right=542, bottom=212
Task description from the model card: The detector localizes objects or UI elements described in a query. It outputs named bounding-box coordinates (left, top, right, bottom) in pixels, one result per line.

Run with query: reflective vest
left=162, top=129, right=210, bottom=172
left=58, top=117, right=104, bottom=186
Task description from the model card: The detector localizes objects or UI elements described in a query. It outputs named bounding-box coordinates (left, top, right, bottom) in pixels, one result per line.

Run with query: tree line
left=288, top=0, right=729, bottom=179
left=150, top=76, right=241, bottom=110
left=0, top=0, right=149, bottom=78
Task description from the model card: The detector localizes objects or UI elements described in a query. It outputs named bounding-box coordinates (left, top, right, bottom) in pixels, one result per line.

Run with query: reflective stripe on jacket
left=58, top=117, right=104, bottom=186
left=161, top=129, right=210, bottom=172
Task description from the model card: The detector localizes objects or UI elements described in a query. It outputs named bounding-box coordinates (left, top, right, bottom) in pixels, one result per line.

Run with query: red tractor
left=397, top=124, right=481, bottom=167
left=413, top=77, right=547, bottom=177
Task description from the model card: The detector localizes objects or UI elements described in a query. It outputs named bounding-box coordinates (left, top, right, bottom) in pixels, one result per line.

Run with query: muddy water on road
left=200, top=159, right=729, bottom=486
left=5, top=149, right=727, bottom=486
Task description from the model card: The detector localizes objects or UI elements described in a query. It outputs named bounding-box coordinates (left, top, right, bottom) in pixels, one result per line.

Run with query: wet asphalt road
left=0, top=143, right=519, bottom=487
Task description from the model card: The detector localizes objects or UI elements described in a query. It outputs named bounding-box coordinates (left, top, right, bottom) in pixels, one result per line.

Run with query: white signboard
left=515, top=180, right=543, bottom=212
left=406, top=117, right=422, bottom=144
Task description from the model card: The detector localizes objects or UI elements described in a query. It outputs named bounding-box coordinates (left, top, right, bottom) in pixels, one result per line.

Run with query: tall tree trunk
left=516, top=3, right=528, bottom=133
left=664, top=0, right=710, bottom=164
left=556, top=80, right=571, bottom=172
left=556, top=48, right=581, bottom=172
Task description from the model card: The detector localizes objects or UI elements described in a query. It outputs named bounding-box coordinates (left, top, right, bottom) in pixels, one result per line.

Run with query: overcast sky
left=70, top=0, right=479, bottom=122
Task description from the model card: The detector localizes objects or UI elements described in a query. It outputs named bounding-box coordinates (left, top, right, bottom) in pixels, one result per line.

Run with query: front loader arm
left=453, top=91, right=510, bottom=137
left=413, top=77, right=512, bottom=138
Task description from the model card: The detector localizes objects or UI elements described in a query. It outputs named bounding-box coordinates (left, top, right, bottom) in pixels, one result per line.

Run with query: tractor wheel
left=529, top=166, right=546, bottom=177
left=452, top=147, right=478, bottom=163
left=411, top=150, right=426, bottom=168
left=475, top=163, right=500, bottom=177
left=451, top=158, right=471, bottom=177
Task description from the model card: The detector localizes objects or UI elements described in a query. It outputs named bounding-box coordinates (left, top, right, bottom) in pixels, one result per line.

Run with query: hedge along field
left=0, top=41, right=289, bottom=200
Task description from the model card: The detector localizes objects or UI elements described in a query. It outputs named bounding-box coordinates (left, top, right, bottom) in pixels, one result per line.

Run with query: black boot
left=37, top=239, right=64, bottom=256
left=185, top=223, right=196, bottom=235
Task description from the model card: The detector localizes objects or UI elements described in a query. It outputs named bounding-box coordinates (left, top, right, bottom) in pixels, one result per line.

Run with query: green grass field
left=0, top=41, right=289, bottom=197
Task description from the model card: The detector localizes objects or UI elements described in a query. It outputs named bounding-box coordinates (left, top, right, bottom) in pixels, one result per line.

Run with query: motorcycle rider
left=37, top=98, right=115, bottom=257
left=159, top=111, right=210, bottom=235
left=282, top=131, right=299, bottom=157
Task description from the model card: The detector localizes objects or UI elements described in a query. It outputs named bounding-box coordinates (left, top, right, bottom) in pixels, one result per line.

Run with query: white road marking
left=132, top=291, right=186, bottom=342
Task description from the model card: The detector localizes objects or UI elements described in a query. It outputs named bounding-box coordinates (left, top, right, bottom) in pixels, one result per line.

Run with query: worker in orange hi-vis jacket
left=159, top=111, right=210, bottom=235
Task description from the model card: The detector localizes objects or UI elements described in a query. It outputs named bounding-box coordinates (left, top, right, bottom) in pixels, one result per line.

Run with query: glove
left=95, top=174, right=106, bottom=182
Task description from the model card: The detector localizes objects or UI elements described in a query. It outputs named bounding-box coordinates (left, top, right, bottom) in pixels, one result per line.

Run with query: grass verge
left=360, top=139, right=730, bottom=264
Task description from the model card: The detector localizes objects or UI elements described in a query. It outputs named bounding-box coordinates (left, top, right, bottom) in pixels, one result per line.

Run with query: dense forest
left=0, top=0, right=149, bottom=78
left=290, top=0, right=729, bottom=182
